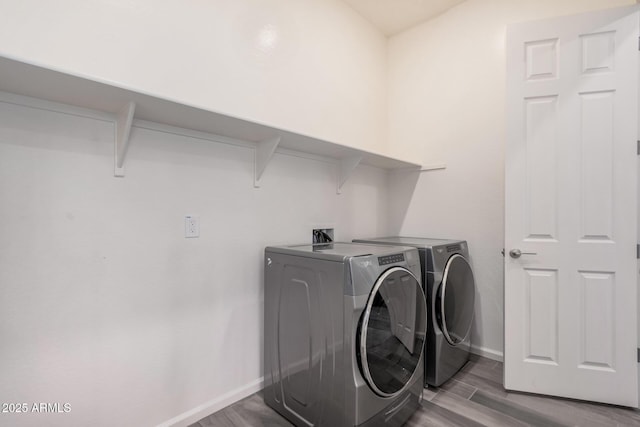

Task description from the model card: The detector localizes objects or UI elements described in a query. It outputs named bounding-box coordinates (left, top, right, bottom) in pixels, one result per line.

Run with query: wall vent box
left=312, top=228, right=334, bottom=244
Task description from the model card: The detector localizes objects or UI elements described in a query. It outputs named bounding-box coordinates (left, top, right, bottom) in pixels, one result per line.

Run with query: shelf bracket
left=254, top=136, right=281, bottom=188
left=420, top=163, right=446, bottom=172
left=337, top=155, right=362, bottom=194
left=114, top=101, right=136, bottom=177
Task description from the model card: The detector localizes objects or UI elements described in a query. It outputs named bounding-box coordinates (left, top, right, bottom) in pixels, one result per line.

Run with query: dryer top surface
left=265, top=242, right=415, bottom=262
left=354, top=236, right=465, bottom=249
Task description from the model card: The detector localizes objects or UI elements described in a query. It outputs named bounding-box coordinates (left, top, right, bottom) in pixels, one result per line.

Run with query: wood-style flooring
left=191, top=354, right=640, bottom=426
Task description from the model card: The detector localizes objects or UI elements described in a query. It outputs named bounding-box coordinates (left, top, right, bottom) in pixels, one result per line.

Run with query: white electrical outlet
left=184, top=215, right=200, bottom=238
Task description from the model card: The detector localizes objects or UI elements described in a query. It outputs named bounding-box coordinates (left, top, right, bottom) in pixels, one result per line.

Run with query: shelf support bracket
left=420, top=163, right=447, bottom=172
left=254, top=136, right=281, bottom=188
left=114, top=101, right=136, bottom=177
left=337, top=155, right=362, bottom=194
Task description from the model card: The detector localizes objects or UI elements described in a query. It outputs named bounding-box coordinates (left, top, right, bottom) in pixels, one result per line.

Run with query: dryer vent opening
left=312, top=229, right=334, bottom=244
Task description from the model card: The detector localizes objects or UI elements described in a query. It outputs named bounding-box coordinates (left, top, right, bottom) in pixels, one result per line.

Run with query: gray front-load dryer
left=353, top=237, right=476, bottom=387
left=264, top=243, right=427, bottom=426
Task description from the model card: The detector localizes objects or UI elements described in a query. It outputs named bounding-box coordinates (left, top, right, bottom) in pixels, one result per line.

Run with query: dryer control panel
left=378, top=253, right=405, bottom=265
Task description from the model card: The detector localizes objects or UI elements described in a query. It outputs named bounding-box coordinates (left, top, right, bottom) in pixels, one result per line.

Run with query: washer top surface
left=265, top=242, right=414, bottom=262
left=354, top=236, right=463, bottom=249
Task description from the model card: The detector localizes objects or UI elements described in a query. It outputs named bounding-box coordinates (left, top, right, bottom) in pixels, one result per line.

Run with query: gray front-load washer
left=353, top=237, right=476, bottom=387
left=264, top=242, right=427, bottom=426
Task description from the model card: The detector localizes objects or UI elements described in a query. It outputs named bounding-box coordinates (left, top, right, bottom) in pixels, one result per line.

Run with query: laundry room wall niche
left=0, top=96, right=391, bottom=427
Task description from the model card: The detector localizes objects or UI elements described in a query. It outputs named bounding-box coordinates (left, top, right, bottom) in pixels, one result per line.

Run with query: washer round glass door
left=358, top=266, right=427, bottom=398
left=438, top=254, right=476, bottom=346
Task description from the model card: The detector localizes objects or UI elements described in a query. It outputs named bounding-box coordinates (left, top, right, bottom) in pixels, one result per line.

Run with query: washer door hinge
left=637, top=244, right=640, bottom=259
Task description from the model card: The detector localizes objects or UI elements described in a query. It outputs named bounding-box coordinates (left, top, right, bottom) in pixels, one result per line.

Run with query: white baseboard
left=470, top=344, right=504, bottom=362
left=157, top=377, right=264, bottom=427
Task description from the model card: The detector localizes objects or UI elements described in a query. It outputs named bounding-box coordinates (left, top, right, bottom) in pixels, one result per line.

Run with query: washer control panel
left=378, top=253, right=405, bottom=266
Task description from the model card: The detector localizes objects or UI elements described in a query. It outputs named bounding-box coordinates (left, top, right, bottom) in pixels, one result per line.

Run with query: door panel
left=505, top=5, right=638, bottom=407
left=525, top=39, right=558, bottom=80
left=524, top=96, right=558, bottom=240
left=524, top=268, right=558, bottom=364
left=580, top=91, right=615, bottom=241
left=579, top=271, right=615, bottom=370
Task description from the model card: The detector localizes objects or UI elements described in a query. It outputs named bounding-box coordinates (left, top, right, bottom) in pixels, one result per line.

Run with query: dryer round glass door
left=358, top=267, right=427, bottom=398
left=438, top=254, right=476, bottom=346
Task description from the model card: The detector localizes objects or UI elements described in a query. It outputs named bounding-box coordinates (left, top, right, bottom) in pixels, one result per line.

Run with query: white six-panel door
left=505, top=5, right=639, bottom=407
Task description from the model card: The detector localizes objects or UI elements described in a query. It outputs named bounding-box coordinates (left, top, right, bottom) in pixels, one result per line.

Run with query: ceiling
left=342, top=0, right=466, bottom=36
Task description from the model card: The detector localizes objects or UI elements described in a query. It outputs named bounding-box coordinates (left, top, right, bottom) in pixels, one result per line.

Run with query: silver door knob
left=509, top=249, right=537, bottom=259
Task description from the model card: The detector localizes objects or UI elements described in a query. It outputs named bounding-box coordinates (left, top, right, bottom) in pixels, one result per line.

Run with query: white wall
left=0, top=1, right=391, bottom=425
left=387, top=0, right=636, bottom=358
left=4, top=2, right=639, bottom=425
left=0, top=0, right=388, bottom=153
left=0, top=98, right=389, bottom=427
